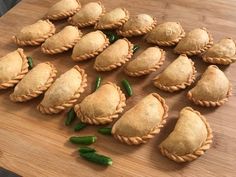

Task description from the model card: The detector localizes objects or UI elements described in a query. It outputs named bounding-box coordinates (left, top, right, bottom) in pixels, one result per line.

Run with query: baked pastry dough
left=117, top=14, right=157, bottom=37
left=45, top=0, right=81, bottom=20
left=112, top=93, right=168, bottom=145
left=174, top=28, right=213, bottom=56
left=95, top=8, right=129, bottom=30
left=10, top=62, right=57, bottom=102
left=68, top=2, right=105, bottom=28
left=124, top=47, right=165, bottom=77
left=37, top=65, right=87, bottom=114
left=0, top=48, right=29, bottom=90
left=159, top=107, right=213, bottom=163
left=202, top=38, right=236, bottom=65
left=12, top=20, right=56, bottom=46
left=145, top=22, right=185, bottom=46
left=187, top=65, right=231, bottom=107
left=41, top=26, right=82, bottom=54
left=153, top=54, right=196, bottom=92
left=94, top=38, right=133, bottom=71
left=72, top=30, right=109, bottom=61
left=74, top=82, right=126, bottom=125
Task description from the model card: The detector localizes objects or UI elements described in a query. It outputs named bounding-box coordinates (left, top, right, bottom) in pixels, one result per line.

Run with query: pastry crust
left=159, top=107, right=213, bottom=163
left=68, top=2, right=105, bottom=28
left=0, top=48, right=29, bottom=90
left=145, top=22, right=185, bottom=46
left=202, top=38, right=236, bottom=65
left=12, top=20, right=56, bottom=46
left=94, top=38, right=133, bottom=71
left=153, top=54, right=196, bottom=92
left=10, top=62, right=57, bottom=102
left=174, top=27, right=213, bottom=56
left=94, top=8, right=129, bottom=30
left=112, top=93, right=168, bottom=145
left=187, top=65, right=232, bottom=107
left=41, top=26, right=82, bottom=55
left=45, top=0, right=81, bottom=20
left=37, top=65, right=87, bottom=114
left=117, top=14, right=157, bottom=37
left=71, top=30, right=109, bottom=61
left=74, top=82, right=126, bottom=125
left=124, top=47, right=165, bottom=77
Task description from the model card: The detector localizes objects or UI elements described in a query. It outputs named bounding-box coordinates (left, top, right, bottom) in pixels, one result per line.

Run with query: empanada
left=12, top=20, right=56, bottom=46
left=187, top=65, right=231, bottom=107
left=45, top=0, right=81, bottom=20
left=145, top=22, right=185, bottom=46
left=159, top=107, right=213, bottom=163
left=124, top=47, right=165, bottom=77
left=112, top=93, right=168, bottom=145
left=153, top=54, right=196, bottom=92
left=10, top=62, right=57, bottom=102
left=68, top=2, right=105, bottom=28
left=37, top=65, right=87, bottom=114
left=202, top=38, right=236, bottom=65
left=117, top=14, right=157, bottom=37
left=0, top=48, right=29, bottom=90
left=41, top=26, right=82, bottom=54
left=74, top=82, right=126, bottom=125
left=94, top=38, right=133, bottom=71
left=95, top=8, right=129, bottom=30
left=174, top=28, right=213, bottom=56
left=72, top=30, right=109, bottom=61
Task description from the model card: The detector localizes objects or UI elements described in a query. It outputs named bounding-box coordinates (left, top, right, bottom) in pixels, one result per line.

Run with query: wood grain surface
left=0, top=0, right=236, bottom=176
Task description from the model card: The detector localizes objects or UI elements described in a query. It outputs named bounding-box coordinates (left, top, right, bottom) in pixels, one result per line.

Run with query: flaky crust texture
left=94, top=8, right=129, bottom=30
left=159, top=107, right=213, bottom=163
left=112, top=93, right=169, bottom=145
left=202, top=55, right=235, bottom=65
left=37, top=65, right=87, bottom=114
left=123, top=48, right=166, bottom=77
left=12, top=20, right=56, bottom=46
left=10, top=62, right=57, bottom=102
left=74, top=82, right=126, bottom=125
left=0, top=48, right=29, bottom=90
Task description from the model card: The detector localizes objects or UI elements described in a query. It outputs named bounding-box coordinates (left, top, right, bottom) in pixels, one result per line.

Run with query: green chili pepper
left=79, top=147, right=96, bottom=154
left=65, top=108, right=76, bottom=126
left=74, top=122, right=87, bottom=131
left=133, top=45, right=140, bottom=53
left=121, top=79, right=133, bottom=96
left=94, top=76, right=102, bottom=91
left=98, top=127, right=112, bottom=135
left=27, top=56, right=34, bottom=69
left=80, top=152, right=113, bottom=166
left=104, top=31, right=119, bottom=43
left=69, top=136, right=97, bottom=145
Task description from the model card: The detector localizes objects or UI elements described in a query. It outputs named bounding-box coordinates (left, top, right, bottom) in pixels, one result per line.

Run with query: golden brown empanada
left=112, top=93, right=168, bottom=145
left=72, top=30, right=109, bottom=61
left=159, top=107, right=213, bottom=163
left=12, top=20, right=56, bottom=46
left=202, top=38, right=236, bottom=65
left=153, top=54, right=196, bottom=92
left=94, top=38, right=133, bottom=71
left=145, top=22, right=185, bottom=46
left=41, top=26, right=82, bottom=54
left=45, top=0, right=81, bottom=20
left=124, top=47, right=165, bottom=77
left=37, top=65, right=87, bottom=114
left=68, top=2, right=105, bottom=28
left=0, top=48, right=29, bottom=90
left=10, top=62, right=57, bottom=102
left=74, top=82, right=126, bottom=125
left=187, top=65, right=231, bottom=107
left=117, top=14, right=157, bottom=37
left=95, top=8, right=129, bottom=30
left=174, top=28, right=213, bottom=56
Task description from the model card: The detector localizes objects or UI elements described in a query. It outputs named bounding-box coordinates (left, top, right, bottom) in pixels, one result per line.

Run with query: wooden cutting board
left=0, top=0, right=235, bottom=176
